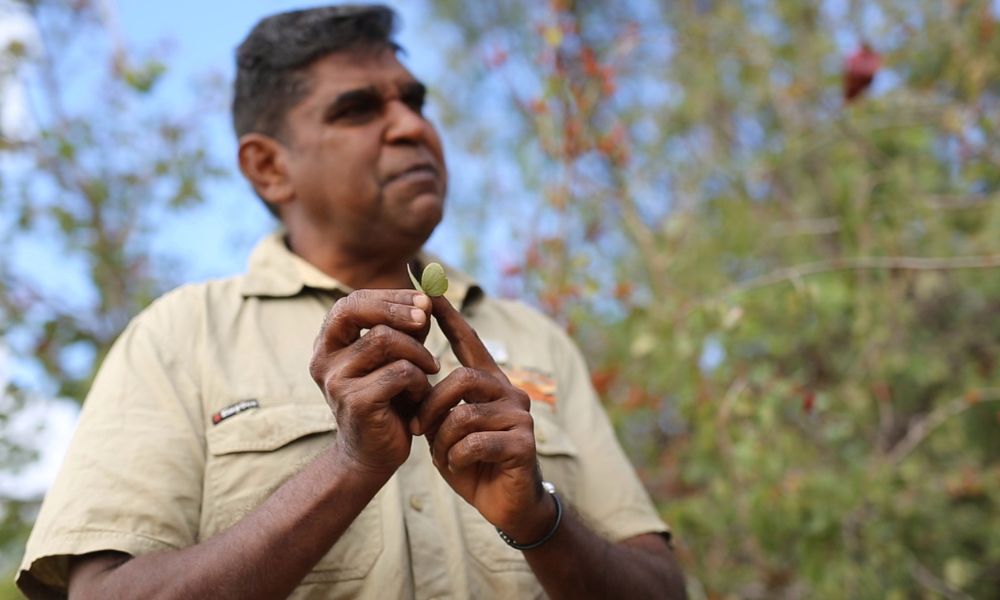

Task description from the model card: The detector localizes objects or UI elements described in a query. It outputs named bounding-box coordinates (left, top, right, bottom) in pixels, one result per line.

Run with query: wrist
left=326, top=438, right=398, bottom=487
left=497, top=481, right=562, bottom=550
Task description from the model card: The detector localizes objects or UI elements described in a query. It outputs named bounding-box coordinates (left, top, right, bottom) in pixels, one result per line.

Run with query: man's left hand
left=410, top=296, right=556, bottom=543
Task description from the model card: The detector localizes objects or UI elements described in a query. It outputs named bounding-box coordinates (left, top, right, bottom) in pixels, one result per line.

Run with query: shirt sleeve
left=17, top=300, right=206, bottom=597
left=549, top=323, right=670, bottom=543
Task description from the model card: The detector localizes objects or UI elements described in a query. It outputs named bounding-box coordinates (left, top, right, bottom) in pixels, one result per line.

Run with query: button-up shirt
left=18, top=233, right=668, bottom=599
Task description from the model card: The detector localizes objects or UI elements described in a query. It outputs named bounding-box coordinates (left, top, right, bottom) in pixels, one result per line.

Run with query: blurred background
left=1, top=0, right=999, bottom=598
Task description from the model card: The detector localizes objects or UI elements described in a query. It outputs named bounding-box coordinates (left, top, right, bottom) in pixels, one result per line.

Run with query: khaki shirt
left=18, top=233, right=668, bottom=599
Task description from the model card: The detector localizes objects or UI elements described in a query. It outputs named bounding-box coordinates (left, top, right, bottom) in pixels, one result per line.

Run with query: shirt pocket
left=201, top=402, right=382, bottom=582
left=460, top=407, right=580, bottom=573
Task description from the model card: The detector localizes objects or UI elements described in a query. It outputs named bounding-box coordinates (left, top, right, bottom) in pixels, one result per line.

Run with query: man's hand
left=309, top=289, right=438, bottom=478
left=412, top=296, right=686, bottom=599
left=411, top=296, right=555, bottom=542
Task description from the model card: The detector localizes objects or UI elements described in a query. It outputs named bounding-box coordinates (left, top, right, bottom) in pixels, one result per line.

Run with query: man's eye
left=402, top=90, right=426, bottom=115
left=332, top=103, right=378, bottom=122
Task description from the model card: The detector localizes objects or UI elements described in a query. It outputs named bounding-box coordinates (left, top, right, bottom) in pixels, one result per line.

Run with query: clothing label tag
left=212, top=399, right=260, bottom=425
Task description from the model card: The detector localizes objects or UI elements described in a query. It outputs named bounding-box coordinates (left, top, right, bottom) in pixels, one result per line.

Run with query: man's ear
left=238, top=133, right=295, bottom=210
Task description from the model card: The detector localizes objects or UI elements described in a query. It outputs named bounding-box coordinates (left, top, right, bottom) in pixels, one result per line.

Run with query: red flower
left=843, top=43, right=881, bottom=102
left=802, top=390, right=816, bottom=414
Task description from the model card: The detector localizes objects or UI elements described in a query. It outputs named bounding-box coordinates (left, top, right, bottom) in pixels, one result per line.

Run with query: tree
left=428, top=0, right=1000, bottom=597
left=0, top=0, right=223, bottom=587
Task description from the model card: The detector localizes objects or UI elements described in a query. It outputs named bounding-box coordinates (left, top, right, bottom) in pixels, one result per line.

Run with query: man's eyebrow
left=321, top=81, right=427, bottom=119
left=323, top=85, right=380, bottom=115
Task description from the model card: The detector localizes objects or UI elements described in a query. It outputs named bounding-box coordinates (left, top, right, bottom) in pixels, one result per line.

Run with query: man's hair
left=233, top=4, right=400, bottom=141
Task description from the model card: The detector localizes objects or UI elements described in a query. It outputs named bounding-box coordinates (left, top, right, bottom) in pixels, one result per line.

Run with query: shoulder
left=121, top=275, right=248, bottom=348
left=135, top=275, right=245, bottom=323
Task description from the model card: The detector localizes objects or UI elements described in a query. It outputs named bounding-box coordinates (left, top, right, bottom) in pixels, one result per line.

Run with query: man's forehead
left=306, top=50, right=419, bottom=94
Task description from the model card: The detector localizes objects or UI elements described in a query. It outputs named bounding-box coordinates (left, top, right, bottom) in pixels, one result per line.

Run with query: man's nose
left=384, top=100, right=430, bottom=144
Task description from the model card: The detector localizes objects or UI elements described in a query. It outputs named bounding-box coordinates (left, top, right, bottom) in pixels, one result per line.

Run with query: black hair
left=232, top=5, right=401, bottom=218
left=233, top=4, right=400, bottom=141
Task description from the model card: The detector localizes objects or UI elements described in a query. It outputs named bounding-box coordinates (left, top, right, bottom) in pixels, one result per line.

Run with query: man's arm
left=67, top=290, right=437, bottom=600
left=520, top=513, right=686, bottom=599
left=414, top=296, right=686, bottom=599
left=69, top=444, right=388, bottom=599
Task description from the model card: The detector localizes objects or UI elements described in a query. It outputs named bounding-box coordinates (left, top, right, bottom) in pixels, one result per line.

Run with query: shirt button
left=409, top=495, right=424, bottom=512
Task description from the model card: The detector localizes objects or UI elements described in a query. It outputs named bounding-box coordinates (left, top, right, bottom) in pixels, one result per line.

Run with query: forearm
left=520, top=502, right=686, bottom=600
left=69, top=442, right=389, bottom=600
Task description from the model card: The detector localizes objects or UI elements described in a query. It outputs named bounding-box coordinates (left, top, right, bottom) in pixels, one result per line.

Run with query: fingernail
left=413, top=294, right=431, bottom=311
left=433, top=357, right=441, bottom=371
left=409, top=417, right=421, bottom=435
left=410, top=308, right=426, bottom=323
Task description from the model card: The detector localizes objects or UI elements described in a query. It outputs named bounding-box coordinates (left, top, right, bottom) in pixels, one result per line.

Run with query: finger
left=410, top=367, right=507, bottom=435
left=446, top=429, right=536, bottom=471
left=319, top=290, right=432, bottom=352
left=341, top=324, right=440, bottom=377
left=430, top=296, right=504, bottom=376
left=346, top=359, right=433, bottom=412
left=409, top=293, right=433, bottom=344
left=431, top=402, right=531, bottom=468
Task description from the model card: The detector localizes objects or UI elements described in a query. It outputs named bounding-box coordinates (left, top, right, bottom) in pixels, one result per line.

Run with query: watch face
left=542, top=480, right=556, bottom=494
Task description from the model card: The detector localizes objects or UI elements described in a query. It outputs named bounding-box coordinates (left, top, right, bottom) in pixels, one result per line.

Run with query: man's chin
left=402, top=187, right=444, bottom=217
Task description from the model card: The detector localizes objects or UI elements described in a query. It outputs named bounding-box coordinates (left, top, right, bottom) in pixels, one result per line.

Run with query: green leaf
left=123, top=60, right=166, bottom=93
left=419, top=262, right=449, bottom=297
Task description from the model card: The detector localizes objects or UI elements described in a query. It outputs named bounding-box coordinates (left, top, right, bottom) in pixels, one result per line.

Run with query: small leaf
left=420, top=262, right=449, bottom=297
left=407, top=263, right=424, bottom=293
left=123, top=60, right=166, bottom=94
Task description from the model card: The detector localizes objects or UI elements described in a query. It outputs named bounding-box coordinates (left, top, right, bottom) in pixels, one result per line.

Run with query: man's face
left=280, top=48, right=447, bottom=253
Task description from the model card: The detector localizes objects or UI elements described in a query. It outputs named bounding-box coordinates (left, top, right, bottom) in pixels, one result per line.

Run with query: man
left=18, top=5, right=686, bottom=598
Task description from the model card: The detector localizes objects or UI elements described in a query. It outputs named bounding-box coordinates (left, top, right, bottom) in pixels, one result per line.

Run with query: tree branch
left=911, top=557, right=975, bottom=600
left=683, top=254, right=1000, bottom=321
left=884, top=389, right=1000, bottom=466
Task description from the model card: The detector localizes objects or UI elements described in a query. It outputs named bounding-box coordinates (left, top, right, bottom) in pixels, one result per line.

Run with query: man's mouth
left=386, top=162, right=439, bottom=184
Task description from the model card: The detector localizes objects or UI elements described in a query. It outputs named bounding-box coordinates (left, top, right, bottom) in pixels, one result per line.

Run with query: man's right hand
left=309, top=289, right=438, bottom=478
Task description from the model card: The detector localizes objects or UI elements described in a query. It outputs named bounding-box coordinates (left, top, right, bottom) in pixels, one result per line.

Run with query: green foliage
left=430, top=0, right=1000, bottom=597
left=121, top=59, right=166, bottom=93
left=0, top=0, right=223, bottom=583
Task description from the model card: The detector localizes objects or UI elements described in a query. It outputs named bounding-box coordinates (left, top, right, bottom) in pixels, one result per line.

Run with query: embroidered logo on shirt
left=212, top=399, right=260, bottom=425
left=504, top=367, right=557, bottom=408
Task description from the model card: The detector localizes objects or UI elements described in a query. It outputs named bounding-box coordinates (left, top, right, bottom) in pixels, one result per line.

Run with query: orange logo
left=505, top=367, right=557, bottom=408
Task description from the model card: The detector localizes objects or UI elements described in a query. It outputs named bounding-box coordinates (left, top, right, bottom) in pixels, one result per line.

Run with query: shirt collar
left=240, top=231, right=483, bottom=309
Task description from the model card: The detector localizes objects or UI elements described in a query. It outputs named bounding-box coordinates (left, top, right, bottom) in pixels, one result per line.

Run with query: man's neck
left=285, top=230, right=419, bottom=291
